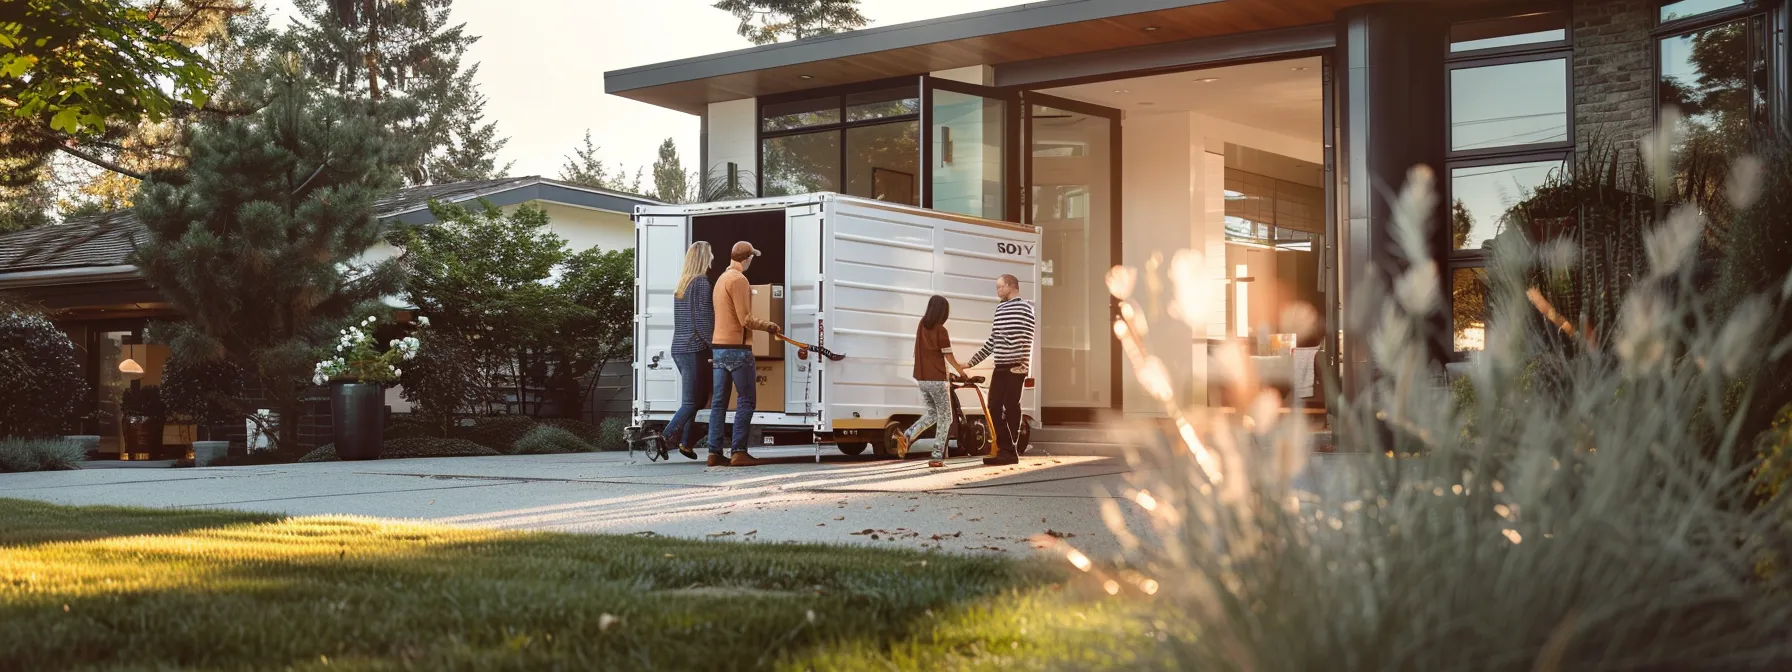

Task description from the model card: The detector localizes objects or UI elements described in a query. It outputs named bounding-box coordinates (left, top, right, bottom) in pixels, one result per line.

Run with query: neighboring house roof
left=602, top=0, right=1362, bottom=114
left=0, top=176, right=658, bottom=280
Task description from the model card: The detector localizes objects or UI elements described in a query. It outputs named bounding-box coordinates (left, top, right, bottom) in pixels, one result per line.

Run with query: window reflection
left=1661, top=0, right=1745, bottom=23
left=1450, top=160, right=1563, bottom=250
left=1449, top=10, right=1566, bottom=52
left=844, top=122, right=919, bottom=205
left=1450, top=59, right=1569, bottom=151
left=761, top=132, right=840, bottom=196
left=1452, top=267, right=1491, bottom=352
left=762, top=97, right=839, bottom=132
left=1659, top=16, right=1768, bottom=158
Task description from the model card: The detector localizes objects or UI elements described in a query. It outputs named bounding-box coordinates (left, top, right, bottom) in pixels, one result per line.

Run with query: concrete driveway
left=0, top=446, right=1164, bottom=558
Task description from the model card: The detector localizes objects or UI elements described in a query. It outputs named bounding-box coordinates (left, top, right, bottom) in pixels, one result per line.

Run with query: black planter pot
left=331, top=382, right=385, bottom=461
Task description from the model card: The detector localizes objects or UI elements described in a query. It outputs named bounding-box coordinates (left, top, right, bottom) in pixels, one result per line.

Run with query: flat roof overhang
left=605, top=0, right=1377, bottom=114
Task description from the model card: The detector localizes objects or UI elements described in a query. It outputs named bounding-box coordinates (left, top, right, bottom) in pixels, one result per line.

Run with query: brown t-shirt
left=913, top=324, right=952, bottom=382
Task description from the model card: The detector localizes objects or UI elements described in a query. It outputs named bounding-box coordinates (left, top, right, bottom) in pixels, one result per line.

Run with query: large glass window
left=1657, top=11, right=1769, bottom=160
left=1450, top=59, right=1570, bottom=152
left=1450, top=160, right=1565, bottom=251
left=1445, top=6, right=1572, bottom=356
left=1661, top=0, right=1746, bottom=23
left=1028, top=103, right=1112, bottom=408
left=758, top=80, right=920, bottom=203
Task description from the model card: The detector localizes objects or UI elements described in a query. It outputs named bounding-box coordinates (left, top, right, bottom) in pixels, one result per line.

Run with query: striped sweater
left=967, top=298, right=1036, bottom=371
left=671, top=276, right=715, bottom=354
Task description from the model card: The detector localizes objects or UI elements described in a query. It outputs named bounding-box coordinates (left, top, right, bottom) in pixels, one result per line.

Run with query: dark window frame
left=756, top=77, right=922, bottom=198
left=1649, top=1, right=1775, bottom=139
left=1443, top=3, right=1574, bottom=358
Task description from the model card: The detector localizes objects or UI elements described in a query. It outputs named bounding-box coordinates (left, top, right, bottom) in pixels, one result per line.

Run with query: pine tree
left=650, top=138, right=690, bottom=204
left=131, top=59, right=403, bottom=454
left=427, top=68, right=512, bottom=182
left=713, top=0, right=869, bottom=45
left=291, top=0, right=506, bottom=185
left=559, top=130, right=642, bottom=194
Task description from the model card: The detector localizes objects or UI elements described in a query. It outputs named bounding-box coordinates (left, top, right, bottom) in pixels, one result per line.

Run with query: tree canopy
left=713, top=0, right=868, bottom=45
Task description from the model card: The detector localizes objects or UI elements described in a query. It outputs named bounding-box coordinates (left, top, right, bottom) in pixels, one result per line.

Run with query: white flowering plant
left=312, top=315, right=427, bottom=386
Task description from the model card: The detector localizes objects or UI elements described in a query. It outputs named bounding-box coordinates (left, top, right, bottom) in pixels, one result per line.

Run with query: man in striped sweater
left=965, top=273, right=1035, bottom=466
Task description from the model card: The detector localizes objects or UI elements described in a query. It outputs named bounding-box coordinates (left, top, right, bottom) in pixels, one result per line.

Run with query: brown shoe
left=729, top=451, right=768, bottom=467
left=707, top=453, right=730, bottom=467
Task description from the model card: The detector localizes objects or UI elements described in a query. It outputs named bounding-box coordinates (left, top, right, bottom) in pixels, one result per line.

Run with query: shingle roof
left=0, top=177, right=654, bottom=275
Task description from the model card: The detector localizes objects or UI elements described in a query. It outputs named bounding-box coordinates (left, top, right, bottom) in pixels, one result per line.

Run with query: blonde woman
left=658, top=241, right=716, bottom=460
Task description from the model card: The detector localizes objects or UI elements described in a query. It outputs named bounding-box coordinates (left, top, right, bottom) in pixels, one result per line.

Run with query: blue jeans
left=708, top=348, right=756, bottom=455
left=663, top=349, right=712, bottom=449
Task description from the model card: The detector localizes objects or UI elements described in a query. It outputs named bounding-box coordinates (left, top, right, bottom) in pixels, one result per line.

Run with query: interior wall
left=1116, top=107, right=1323, bottom=414
left=707, top=98, right=759, bottom=196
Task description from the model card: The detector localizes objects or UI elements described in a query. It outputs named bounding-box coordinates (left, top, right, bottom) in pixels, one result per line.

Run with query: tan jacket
left=711, top=263, right=775, bottom=346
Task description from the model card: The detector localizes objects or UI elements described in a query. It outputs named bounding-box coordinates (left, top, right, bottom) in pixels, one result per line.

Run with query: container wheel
left=838, top=443, right=869, bottom=456
left=1017, top=418, right=1032, bottom=456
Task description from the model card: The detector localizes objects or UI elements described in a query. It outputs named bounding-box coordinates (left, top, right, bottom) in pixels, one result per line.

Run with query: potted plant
left=120, top=385, right=168, bottom=460
left=163, top=355, right=245, bottom=466
left=313, top=315, right=424, bottom=460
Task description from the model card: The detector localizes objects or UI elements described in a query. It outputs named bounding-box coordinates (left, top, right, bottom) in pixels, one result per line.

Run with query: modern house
left=0, top=176, right=659, bottom=457
left=604, top=0, right=1784, bottom=422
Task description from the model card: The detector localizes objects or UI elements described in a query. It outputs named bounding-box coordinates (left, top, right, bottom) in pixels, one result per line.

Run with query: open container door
left=785, top=201, right=826, bottom=431
left=631, top=211, right=691, bottom=429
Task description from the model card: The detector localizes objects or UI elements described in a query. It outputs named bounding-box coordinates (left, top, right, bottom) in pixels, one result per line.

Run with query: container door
left=633, top=213, right=690, bottom=422
left=785, top=203, right=825, bottom=423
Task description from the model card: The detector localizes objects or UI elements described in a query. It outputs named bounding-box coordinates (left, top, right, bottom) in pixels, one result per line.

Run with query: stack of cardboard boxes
left=727, top=284, right=785, bottom=412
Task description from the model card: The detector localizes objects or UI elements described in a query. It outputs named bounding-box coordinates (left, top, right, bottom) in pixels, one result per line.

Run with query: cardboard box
left=750, top=284, right=786, bottom=359
left=726, top=358, right=785, bottom=413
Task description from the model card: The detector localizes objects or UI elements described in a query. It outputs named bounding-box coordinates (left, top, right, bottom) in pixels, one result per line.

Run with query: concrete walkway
left=1, top=446, right=1166, bottom=558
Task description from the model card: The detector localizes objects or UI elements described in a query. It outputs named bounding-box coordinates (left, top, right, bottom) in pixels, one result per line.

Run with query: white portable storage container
left=630, top=193, right=1041, bottom=456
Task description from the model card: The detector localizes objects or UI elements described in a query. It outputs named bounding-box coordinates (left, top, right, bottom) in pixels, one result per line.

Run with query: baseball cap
left=731, top=241, right=761, bottom=262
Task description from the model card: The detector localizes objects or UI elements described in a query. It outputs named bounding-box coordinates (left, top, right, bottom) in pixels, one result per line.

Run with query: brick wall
left=1573, top=0, right=1656, bottom=157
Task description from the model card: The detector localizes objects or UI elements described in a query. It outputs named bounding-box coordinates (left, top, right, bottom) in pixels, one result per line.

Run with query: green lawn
left=0, top=499, right=1161, bottom=670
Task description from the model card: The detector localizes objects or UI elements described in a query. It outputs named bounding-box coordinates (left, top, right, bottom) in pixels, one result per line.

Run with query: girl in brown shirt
left=897, top=295, right=967, bottom=467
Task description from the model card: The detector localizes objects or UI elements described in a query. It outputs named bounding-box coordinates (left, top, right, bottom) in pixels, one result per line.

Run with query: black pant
left=989, top=368, right=1024, bottom=457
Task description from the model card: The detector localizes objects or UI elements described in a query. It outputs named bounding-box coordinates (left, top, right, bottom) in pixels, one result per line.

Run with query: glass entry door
left=921, top=77, right=1013, bottom=221
left=1022, top=92, right=1120, bottom=411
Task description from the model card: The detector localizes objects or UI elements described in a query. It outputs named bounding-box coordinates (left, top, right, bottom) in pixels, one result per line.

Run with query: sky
left=268, top=0, right=1027, bottom=183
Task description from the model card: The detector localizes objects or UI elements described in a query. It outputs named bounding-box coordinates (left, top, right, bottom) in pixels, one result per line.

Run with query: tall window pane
left=1659, top=17, right=1768, bottom=158
left=1450, top=59, right=1569, bottom=152
left=929, top=89, right=1006, bottom=220
left=844, top=121, right=919, bottom=205
left=761, top=132, right=840, bottom=196
left=1661, top=0, right=1746, bottom=23
left=1450, top=160, right=1563, bottom=251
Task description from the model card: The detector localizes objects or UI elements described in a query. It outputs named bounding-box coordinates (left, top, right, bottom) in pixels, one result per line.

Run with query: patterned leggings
left=905, top=381, right=954, bottom=459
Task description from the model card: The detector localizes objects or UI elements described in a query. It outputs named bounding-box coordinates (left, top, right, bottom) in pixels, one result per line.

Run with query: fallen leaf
left=969, top=517, right=983, bottom=522
left=599, top=613, right=620, bottom=631
left=850, top=529, right=876, bottom=536
left=816, top=523, right=826, bottom=527
left=1043, top=529, right=1076, bottom=539
left=707, top=531, right=736, bottom=538
left=744, top=530, right=757, bottom=536
left=833, top=516, right=844, bottom=521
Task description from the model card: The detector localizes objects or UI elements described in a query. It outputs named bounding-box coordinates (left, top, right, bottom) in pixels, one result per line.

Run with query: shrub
left=396, top=330, right=493, bottom=434
left=0, top=438, right=85, bottom=472
left=596, top=417, right=628, bottom=452
left=298, top=438, right=500, bottom=463
left=1086, top=166, right=1792, bottom=669
left=0, top=302, right=87, bottom=438
left=162, top=354, right=245, bottom=428
left=120, top=386, right=166, bottom=419
left=513, top=425, right=596, bottom=455
left=540, top=417, right=602, bottom=444
left=385, top=416, right=445, bottom=441
left=454, top=415, right=540, bottom=453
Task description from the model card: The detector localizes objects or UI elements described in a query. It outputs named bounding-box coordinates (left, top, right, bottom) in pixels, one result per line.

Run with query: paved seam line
left=174, top=480, right=529, bottom=509
left=352, top=472, right=739, bottom=489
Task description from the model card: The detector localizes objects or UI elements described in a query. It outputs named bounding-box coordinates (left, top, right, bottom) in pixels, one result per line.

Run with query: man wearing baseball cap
left=707, top=241, right=780, bottom=466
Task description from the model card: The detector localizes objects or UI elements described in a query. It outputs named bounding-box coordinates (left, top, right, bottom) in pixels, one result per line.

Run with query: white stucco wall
left=707, top=98, right=759, bottom=196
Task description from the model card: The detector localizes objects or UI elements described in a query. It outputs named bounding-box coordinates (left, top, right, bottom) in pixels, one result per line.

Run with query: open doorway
left=1030, top=55, right=1330, bottom=415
